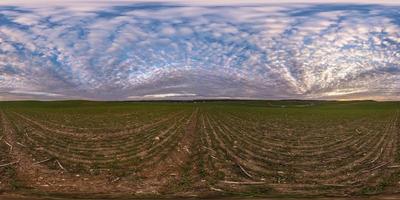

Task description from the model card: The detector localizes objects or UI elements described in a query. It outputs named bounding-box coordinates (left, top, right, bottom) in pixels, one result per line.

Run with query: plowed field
left=0, top=100, right=399, bottom=199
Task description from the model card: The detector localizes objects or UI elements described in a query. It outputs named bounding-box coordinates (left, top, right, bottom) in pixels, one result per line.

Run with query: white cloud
left=0, top=2, right=399, bottom=100
left=161, top=26, right=176, bottom=35
left=8, top=90, right=64, bottom=97
left=128, top=93, right=197, bottom=99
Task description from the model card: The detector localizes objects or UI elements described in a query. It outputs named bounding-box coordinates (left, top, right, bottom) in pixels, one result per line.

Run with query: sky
left=0, top=1, right=399, bottom=101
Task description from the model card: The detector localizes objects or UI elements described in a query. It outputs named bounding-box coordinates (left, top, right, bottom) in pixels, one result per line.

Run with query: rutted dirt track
left=1, top=101, right=400, bottom=199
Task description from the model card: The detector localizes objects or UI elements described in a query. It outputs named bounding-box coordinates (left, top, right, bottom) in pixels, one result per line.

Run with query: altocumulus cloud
left=0, top=0, right=399, bottom=100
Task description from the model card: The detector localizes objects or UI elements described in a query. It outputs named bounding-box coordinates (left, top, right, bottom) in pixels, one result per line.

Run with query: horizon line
left=0, top=98, right=398, bottom=102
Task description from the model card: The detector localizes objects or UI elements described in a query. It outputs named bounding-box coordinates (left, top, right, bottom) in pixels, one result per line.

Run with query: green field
left=0, top=100, right=399, bottom=199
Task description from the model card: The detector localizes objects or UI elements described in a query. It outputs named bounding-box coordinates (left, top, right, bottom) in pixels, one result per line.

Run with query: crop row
left=195, top=108, right=399, bottom=195
left=3, top=109, right=195, bottom=174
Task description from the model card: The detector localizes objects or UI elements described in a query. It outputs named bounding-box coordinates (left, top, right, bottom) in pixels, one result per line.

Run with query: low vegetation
left=0, top=100, right=399, bottom=198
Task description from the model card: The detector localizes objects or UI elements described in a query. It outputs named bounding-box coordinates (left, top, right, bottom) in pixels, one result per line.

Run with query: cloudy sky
left=0, top=1, right=399, bottom=100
